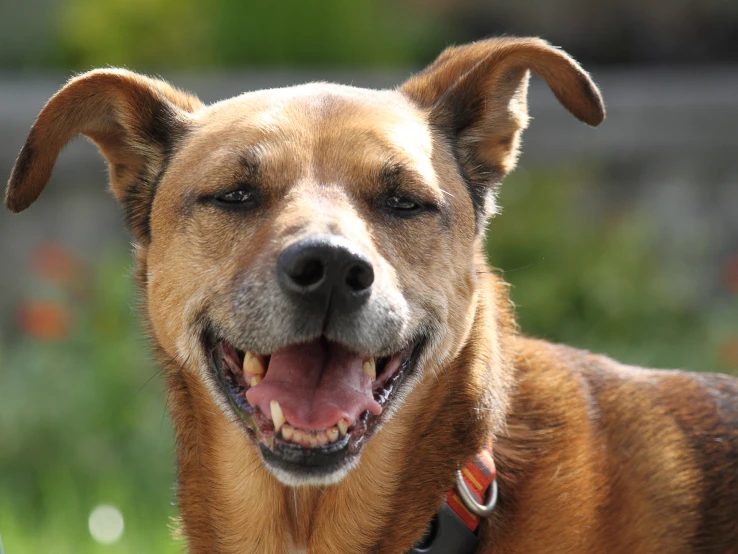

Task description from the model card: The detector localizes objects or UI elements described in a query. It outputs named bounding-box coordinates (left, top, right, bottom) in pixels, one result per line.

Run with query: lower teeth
left=276, top=417, right=349, bottom=447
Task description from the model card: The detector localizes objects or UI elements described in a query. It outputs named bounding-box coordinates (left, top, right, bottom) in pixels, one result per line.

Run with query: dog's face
left=5, top=38, right=603, bottom=486
left=148, top=84, right=480, bottom=484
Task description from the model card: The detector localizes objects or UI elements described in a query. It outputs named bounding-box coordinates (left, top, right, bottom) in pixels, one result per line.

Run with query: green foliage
left=0, top=251, right=180, bottom=553
left=487, top=167, right=737, bottom=372
left=56, top=0, right=210, bottom=69
left=54, top=0, right=450, bottom=69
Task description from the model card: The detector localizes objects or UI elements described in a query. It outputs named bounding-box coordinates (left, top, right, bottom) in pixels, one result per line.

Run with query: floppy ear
left=5, top=69, right=203, bottom=241
left=400, top=37, right=605, bottom=221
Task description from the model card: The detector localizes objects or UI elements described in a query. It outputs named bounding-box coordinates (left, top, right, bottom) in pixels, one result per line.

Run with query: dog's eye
left=386, top=195, right=420, bottom=213
left=216, top=189, right=254, bottom=204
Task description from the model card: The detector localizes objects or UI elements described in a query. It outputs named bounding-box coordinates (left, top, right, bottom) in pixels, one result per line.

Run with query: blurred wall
left=2, top=66, right=737, bottom=331
left=433, top=0, right=738, bottom=65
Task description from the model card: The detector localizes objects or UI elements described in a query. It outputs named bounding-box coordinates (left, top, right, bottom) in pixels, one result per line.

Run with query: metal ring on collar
left=455, top=469, right=498, bottom=517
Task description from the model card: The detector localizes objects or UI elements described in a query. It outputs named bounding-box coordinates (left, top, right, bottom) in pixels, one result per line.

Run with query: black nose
left=277, top=235, right=374, bottom=311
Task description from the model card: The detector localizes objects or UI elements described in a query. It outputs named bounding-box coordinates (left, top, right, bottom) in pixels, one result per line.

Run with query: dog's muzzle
left=205, top=233, right=424, bottom=485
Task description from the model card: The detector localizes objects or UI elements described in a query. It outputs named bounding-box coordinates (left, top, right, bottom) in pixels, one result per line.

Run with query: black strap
left=406, top=502, right=479, bottom=554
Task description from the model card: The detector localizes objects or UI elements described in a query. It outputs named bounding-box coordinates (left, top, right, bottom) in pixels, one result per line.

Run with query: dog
left=6, top=37, right=738, bottom=553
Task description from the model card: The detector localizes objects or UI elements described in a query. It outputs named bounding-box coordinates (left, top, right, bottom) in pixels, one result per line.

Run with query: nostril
left=291, top=257, right=326, bottom=288
left=277, top=235, right=373, bottom=305
left=345, top=261, right=374, bottom=293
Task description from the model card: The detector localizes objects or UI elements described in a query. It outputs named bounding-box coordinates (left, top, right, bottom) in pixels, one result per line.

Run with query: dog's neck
left=163, top=257, right=516, bottom=553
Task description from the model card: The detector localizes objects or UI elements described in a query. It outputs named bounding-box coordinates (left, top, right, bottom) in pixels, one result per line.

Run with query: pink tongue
left=245, top=339, right=382, bottom=431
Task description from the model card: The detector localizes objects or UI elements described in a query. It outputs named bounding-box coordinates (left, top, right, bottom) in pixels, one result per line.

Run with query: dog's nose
left=277, top=235, right=374, bottom=311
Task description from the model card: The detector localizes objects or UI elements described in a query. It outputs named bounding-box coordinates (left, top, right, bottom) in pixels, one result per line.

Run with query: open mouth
left=207, top=334, right=422, bottom=482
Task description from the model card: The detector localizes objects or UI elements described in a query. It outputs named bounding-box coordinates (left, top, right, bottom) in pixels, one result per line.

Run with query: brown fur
left=6, top=38, right=737, bottom=553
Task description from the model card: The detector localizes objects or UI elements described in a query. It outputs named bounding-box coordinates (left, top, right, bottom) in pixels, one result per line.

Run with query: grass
left=0, top=252, right=181, bottom=552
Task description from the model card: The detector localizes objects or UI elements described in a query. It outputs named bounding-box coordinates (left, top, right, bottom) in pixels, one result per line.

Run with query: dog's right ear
left=5, top=69, right=203, bottom=242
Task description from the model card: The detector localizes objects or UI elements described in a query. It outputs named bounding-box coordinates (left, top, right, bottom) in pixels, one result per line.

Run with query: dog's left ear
left=5, top=69, right=203, bottom=242
left=400, top=37, right=605, bottom=220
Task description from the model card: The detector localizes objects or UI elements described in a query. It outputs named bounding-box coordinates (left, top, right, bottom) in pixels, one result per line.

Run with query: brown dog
left=6, top=37, right=738, bottom=553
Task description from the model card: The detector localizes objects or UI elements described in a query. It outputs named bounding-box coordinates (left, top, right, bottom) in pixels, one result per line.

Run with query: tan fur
left=6, top=37, right=737, bottom=553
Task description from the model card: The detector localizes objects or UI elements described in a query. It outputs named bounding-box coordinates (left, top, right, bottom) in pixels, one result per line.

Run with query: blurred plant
left=487, top=167, right=737, bottom=373
left=723, top=255, right=738, bottom=294
left=56, top=0, right=211, bottom=69
left=718, top=255, right=738, bottom=371
left=16, top=300, right=71, bottom=341
left=54, top=0, right=452, bottom=69
left=31, top=242, right=89, bottom=292
left=0, top=247, right=178, bottom=553
left=14, top=243, right=91, bottom=341
left=719, top=338, right=738, bottom=370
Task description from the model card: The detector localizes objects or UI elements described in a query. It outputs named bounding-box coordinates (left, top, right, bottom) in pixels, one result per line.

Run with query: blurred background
left=0, top=0, right=737, bottom=551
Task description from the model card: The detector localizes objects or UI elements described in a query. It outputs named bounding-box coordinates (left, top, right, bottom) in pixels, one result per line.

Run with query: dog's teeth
left=362, top=357, right=376, bottom=380
left=249, top=375, right=263, bottom=387
left=327, top=427, right=339, bottom=443
left=270, top=400, right=285, bottom=432
left=281, top=424, right=294, bottom=441
left=278, top=425, right=343, bottom=446
left=243, top=353, right=265, bottom=377
left=337, top=418, right=350, bottom=437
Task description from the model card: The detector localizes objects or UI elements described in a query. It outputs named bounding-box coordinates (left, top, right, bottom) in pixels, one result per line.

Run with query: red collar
left=408, top=442, right=498, bottom=553
left=448, top=443, right=497, bottom=531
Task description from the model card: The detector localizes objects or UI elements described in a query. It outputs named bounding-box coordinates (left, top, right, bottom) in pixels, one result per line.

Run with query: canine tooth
left=327, top=427, right=339, bottom=443
left=362, top=357, right=376, bottom=380
left=249, top=375, right=262, bottom=387
left=337, top=418, right=349, bottom=437
left=243, top=353, right=265, bottom=376
left=281, top=424, right=294, bottom=441
left=270, top=400, right=285, bottom=432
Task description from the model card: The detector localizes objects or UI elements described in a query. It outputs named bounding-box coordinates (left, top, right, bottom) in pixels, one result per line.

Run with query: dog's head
left=6, top=38, right=603, bottom=486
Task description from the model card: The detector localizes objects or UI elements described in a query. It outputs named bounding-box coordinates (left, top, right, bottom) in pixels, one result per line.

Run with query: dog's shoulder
left=511, top=336, right=738, bottom=422
left=492, top=337, right=738, bottom=553
left=508, top=337, right=738, bottom=491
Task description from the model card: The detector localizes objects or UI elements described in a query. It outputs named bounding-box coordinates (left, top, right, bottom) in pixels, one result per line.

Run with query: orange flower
left=17, top=300, right=72, bottom=340
left=30, top=243, right=85, bottom=288
left=724, top=255, right=738, bottom=294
